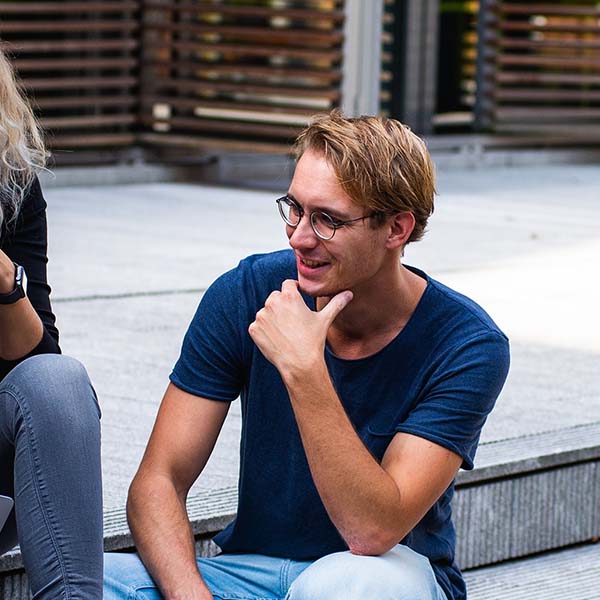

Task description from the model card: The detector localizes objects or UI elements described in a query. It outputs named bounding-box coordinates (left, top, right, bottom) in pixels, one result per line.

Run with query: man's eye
left=315, top=213, right=336, bottom=227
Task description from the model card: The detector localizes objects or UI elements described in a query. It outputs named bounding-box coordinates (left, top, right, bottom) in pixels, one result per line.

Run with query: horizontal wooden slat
left=22, top=76, right=138, bottom=91
left=143, top=77, right=338, bottom=98
left=497, top=107, right=600, bottom=120
left=140, top=115, right=301, bottom=138
left=143, top=1, right=344, bottom=22
left=143, top=60, right=340, bottom=82
left=495, top=89, right=600, bottom=101
left=14, top=58, right=138, bottom=72
left=139, top=131, right=290, bottom=154
left=143, top=23, right=342, bottom=46
left=2, top=39, right=139, bottom=53
left=0, top=2, right=139, bottom=13
left=49, top=133, right=136, bottom=147
left=498, top=38, right=600, bottom=51
left=35, top=96, right=138, bottom=110
left=498, top=3, right=600, bottom=17
left=497, top=55, right=600, bottom=69
left=495, top=71, right=600, bottom=86
left=1, top=20, right=139, bottom=33
left=167, top=41, right=342, bottom=62
left=141, top=96, right=320, bottom=117
left=500, top=21, right=600, bottom=34
left=41, top=114, right=137, bottom=129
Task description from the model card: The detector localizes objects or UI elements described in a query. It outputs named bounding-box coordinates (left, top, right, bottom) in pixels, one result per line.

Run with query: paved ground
left=40, top=163, right=600, bottom=511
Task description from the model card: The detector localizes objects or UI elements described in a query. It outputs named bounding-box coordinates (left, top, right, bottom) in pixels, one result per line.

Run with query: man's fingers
left=281, top=279, right=300, bottom=295
left=320, top=290, right=353, bottom=325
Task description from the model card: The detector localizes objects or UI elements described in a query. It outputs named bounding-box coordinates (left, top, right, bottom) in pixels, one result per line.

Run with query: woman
left=0, top=49, right=103, bottom=598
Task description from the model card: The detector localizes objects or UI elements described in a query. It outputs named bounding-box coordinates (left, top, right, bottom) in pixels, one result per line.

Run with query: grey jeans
left=0, top=354, right=103, bottom=599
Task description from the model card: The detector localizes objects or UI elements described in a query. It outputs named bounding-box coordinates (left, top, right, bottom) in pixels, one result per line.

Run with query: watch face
left=17, top=265, right=27, bottom=296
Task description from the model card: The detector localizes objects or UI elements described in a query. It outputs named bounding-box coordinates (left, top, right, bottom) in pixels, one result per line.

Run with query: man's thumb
left=321, top=290, right=353, bottom=324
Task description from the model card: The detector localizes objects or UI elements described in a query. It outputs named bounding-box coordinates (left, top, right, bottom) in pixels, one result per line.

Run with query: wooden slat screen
left=139, top=0, right=345, bottom=152
left=477, top=1, right=600, bottom=133
left=0, top=1, right=141, bottom=151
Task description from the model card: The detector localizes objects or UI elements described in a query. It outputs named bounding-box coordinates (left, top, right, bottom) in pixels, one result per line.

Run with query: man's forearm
left=283, top=362, right=405, bottom=555
left=127, top=473, right=213, bottom=600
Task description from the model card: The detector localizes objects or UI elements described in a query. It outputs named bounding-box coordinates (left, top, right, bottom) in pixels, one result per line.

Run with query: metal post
left=474, top=0, right=496, bottom=131
left=341, top=0, right=385, bottom=117
left=400, top=0, right=440, bottom=134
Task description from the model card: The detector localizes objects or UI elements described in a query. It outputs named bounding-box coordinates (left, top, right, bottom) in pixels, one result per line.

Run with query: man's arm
left=127, top=382, right=230, bottom=600
left=248, top=280, right=462, bottom=556
left=286, top=367, right=461, bottom=555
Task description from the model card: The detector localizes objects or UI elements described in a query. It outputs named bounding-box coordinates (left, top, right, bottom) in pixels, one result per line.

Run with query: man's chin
left=297, top=279, right=343, bottom=300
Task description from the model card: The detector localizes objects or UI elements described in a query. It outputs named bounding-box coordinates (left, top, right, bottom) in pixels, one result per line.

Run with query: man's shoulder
left=225, top=249, right=297, bottom=288
left=409, top=266, right=507, bottom=343
left=206, top=249, right=297, bottom=305
left=238, top=248, right=296, bottom=274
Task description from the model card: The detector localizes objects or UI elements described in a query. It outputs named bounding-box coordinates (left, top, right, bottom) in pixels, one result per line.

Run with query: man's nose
left=288, top=216, right=319, bottom=250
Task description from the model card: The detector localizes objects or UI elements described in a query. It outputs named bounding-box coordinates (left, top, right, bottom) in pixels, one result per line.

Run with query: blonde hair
left=0, top=46, right=47, bottom=229
left=293, top=110, right=435, bottom=244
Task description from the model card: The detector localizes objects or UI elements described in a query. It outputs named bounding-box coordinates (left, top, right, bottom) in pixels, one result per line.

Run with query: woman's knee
left=3, top=354, right=100, bottom=424
left=287, top=546, right=442, bottom=600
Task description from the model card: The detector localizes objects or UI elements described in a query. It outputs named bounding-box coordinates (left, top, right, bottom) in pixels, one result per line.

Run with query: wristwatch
left=0, top=263, right=28, bottom=305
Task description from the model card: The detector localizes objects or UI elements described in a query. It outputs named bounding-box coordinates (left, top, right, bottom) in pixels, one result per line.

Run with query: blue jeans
left=104, top=545, right=448, bottom=599
left=0, top=354, right=103, bottom=599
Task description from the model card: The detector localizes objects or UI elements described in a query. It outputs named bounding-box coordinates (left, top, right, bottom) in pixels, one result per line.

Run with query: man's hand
left=248, top=279, right=352, bottom=378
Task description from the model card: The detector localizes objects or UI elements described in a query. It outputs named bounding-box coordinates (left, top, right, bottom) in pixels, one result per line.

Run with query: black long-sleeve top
left=0, top=177, right=60, bottom=381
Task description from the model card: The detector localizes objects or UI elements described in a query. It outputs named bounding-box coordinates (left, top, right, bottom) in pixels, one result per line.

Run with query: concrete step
left=454, top=421, right=600, bottom=568
left=465, top=542, right=600, bottom=600
left=2, top=422, right=599, bottom=597
left=100, top=421, right=600, bottom=569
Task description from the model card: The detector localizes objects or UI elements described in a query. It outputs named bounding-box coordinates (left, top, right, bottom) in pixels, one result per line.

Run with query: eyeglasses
left=276, top=195, right=377, bottom=241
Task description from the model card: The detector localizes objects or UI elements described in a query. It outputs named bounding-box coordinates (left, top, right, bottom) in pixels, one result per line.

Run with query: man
left=105, top=111, right=509, bottom=600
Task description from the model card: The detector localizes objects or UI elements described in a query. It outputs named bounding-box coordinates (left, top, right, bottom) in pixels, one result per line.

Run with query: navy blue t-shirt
left=171, top=249, right=510, bottom=600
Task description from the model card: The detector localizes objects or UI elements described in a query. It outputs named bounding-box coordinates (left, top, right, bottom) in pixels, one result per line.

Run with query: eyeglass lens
left=278, top=198, right=337, bottom=239
left=279, top=198, right=301, bottom=225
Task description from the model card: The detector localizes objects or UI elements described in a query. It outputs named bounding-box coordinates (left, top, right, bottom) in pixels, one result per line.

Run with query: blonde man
left=105, top=111, right=509, bottom=600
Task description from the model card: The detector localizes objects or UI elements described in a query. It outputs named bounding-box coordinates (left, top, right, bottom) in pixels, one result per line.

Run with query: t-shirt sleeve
left=170, top=267, right=248, bottom=402
left=395, top=331, right=510, bottom=470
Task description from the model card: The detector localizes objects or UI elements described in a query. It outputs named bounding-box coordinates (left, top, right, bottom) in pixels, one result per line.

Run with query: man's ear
left=385, top=212, right=415, bottom=250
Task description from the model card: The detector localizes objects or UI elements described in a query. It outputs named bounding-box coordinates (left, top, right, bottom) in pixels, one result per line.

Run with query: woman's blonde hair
left=0, top=46, right=47, bottom=229
left=294, top=110, right=435, bottom=244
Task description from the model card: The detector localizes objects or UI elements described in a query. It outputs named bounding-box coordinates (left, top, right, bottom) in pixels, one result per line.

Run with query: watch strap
left=0, top=263, right=27, bottom=305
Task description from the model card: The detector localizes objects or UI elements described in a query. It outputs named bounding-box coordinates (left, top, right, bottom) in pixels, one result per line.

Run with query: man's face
left=286, top=149, right=391, bottom=299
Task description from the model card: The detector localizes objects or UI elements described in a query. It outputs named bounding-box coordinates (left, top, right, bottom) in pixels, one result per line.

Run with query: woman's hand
left=0, top=250, right=16, bottom=294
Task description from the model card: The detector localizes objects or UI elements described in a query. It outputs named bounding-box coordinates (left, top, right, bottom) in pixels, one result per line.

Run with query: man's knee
left=104, top=552, right=161, bottom=600
left=287, top=546, right=442, bottom=600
